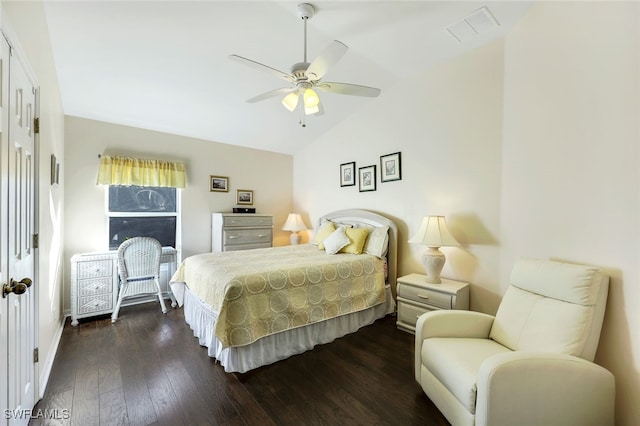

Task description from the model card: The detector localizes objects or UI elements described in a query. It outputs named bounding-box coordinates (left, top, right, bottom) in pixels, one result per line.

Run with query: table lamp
left=282, top=213, right=308, bottom=245
left=408, top=215, right=459, bottom=283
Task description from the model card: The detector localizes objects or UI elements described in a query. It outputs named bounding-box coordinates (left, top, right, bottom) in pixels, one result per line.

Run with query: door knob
left=2, top=277, right=32, bottom=298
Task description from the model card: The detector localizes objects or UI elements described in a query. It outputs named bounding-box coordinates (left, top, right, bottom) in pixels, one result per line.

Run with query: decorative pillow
left=314, top=221, right=336, bottom=249
left=324, top=226, right=350, bottom=255
left=340, top=227, right=370, bottom=254
left=363, top=225, right=389, bottom=258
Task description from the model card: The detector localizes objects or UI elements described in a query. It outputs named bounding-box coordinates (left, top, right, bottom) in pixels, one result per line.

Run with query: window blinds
left=96, top=155, right=186, bottom=188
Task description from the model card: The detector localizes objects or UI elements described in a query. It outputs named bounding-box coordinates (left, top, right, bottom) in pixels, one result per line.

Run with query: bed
left=170, top=209, right=398, bottom=373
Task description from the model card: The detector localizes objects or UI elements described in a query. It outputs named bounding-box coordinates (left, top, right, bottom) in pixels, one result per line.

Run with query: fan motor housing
left=291, top=62, right=311, bottom=80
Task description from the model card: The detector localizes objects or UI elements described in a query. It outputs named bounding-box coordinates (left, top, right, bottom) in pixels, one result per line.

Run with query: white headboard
left=319, top=209, right=398, bottom=293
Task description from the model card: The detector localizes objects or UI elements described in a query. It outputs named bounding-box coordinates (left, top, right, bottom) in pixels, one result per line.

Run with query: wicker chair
left=111, top=237, right=167, bottom=323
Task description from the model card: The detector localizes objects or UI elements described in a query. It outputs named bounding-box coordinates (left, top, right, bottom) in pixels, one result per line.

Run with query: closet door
left=0, top=33, right=10, bottom=426
left=1, top=37, right=37, bottom=426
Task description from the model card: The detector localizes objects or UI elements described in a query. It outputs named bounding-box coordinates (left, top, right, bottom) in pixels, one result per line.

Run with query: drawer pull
left=258, top=234, right=268, bottom=238
left=228, top=236, right=240, bottom=239
left=417, top=293, right=430, bottom=299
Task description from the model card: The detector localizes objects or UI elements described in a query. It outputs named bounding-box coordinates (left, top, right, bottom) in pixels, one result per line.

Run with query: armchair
left=415, top=258, right=615, bottom=426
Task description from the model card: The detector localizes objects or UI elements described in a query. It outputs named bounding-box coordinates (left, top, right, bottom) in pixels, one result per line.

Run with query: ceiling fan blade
left=246, top=87, right=295, bottom=103
left=306, top=40, right=348, bottom=81
left=229, top=54, right=292, bottom=82
left=316, top=82, right=381, bottom=98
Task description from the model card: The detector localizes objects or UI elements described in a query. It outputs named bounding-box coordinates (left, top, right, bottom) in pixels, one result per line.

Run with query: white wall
left=63, top=116, right=293, bottom=312
left=500, top=2, right=639, bottom=423
left=295, top=1, right=639, bottom=424
left=1, top=0, right=66, bottom=397
left=295, top=39, right=506, bottom=312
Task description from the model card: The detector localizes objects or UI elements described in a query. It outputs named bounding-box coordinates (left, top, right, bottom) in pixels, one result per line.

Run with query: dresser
left=396, top=273, right=469, bottom=333
left=211, top=213, right=273, bottom=252
left=70, top=247, right=177, bottom=326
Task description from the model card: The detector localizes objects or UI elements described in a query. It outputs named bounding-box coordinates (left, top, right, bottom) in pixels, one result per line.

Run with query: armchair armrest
left=476, top=352, right=615, bottom=426
left=416, top=310, right=495, bottom=340
left=415, top=310, right=495, bottom=382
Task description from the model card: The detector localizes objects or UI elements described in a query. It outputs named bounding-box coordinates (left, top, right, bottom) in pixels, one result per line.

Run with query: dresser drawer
left=397, top=299, right=439, bottom=331
left=223, top=215, right=273, bottom=227
left=78, top=294, right=113, bottom=315
left=78, top=277, right=113, bottom=297
left=77, top=260, right=112, bottom=279
left=224, top=242, right=272, bottom=251
left=397, top=282, right=453, bottom=309
left=224, top=228, right=273, bottom=246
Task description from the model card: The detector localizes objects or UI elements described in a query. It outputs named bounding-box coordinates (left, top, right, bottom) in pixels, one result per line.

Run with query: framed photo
left=358, top=165, right=376, bottom=192
left=209, top=175, right=229, bottom=192
left=236, top=189, right=253, bottom=205
left=340, top=161, right=356, bottom=187
left=380, top=152, right=402, bottom=182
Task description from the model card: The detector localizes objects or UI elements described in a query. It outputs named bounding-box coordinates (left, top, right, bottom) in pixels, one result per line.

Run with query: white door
left=1, top=37, right=37, bottom=426
left=0, top=33, right=11, bottom=424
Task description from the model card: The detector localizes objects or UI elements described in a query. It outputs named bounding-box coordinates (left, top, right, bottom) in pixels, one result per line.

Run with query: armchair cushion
left=489, top=285, right=592, bottom=354
left=489, top=258, right=607, bottom=361
left=422, top=338, right=511, bottom=414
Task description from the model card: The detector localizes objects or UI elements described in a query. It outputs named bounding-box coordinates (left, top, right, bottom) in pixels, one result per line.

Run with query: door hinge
left=33, top=348, right=39, bottom=363
left=33, top=233, right=39, bottom=249
left=34, top=117, right=39, bottom=134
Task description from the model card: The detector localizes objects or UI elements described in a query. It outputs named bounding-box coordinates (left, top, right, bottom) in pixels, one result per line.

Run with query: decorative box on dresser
left=212, top=213, right=273, bottom=252
left=70, top=247, right=177, bottom=326
left=396, top=273, right=470, bottom=333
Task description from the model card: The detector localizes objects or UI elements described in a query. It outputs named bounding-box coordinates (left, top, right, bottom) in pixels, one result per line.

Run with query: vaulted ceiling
left=43, top=1, right=533, bottom=154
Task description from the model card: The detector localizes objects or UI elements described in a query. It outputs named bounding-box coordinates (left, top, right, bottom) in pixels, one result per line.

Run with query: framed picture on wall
left=358, top=165, right=376, bottom=192
left=236, top=189, right=253, bottom=205
left=340, top=162, right=356, bottom=187
left=380, top=152, right=402, bottom=182
left=210, top=175, right=229, bottom=192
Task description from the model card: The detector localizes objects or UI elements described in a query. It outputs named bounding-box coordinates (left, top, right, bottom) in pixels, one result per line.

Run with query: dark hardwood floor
left=30, top=302, right=449, bottom=426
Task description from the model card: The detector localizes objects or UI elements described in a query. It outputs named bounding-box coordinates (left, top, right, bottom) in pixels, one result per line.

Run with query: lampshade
left=282, top=213, right=308, bottom=245
left=409, top=216, right=458, bottom=284
left=282, top=213, right=308, bottom=232
left=408, top=216, right=459, bottom=247
left=282, top=92, right=299, bottom=112
left=303, top=88, right=320, bottom=108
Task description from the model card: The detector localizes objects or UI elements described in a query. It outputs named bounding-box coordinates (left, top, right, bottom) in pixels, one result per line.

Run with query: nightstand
left=396, top=273, right=469, bottom=333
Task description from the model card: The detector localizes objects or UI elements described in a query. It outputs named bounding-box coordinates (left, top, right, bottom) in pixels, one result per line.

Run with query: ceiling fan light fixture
left=304, top=105, right=319, bottom=115
left=282, top=92, right=299, bottom=112
left=303, top=88, right=320, bottom=108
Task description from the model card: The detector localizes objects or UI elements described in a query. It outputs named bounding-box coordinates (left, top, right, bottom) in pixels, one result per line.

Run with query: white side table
left=71, top=247, right=177, bottom=326
left=396, top=273, right=469, bottom=333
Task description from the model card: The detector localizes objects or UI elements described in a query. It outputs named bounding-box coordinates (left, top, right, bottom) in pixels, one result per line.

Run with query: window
left=107, top=185, right=180, bottom=250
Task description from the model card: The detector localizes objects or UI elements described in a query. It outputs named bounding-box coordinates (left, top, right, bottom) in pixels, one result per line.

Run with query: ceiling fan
left=229, top=3, right=381, bottom=127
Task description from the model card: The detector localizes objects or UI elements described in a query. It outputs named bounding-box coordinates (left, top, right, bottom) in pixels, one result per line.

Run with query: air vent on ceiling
left=446, top=6, right=500, bottom=43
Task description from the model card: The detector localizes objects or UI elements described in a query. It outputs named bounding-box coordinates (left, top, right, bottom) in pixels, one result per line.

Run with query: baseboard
left=38, top=314, right=66, bottom=399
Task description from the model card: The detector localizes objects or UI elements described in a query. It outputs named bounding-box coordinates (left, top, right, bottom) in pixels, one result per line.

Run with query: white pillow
left=363, top=225, right=389, bottom=258
left=323, top=226, right=350, bottom=255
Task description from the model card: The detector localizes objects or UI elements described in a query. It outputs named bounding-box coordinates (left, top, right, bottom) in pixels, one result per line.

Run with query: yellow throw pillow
left=341, top=227, right=370, bottom=254
left=314, top=221, right=336, bottom=249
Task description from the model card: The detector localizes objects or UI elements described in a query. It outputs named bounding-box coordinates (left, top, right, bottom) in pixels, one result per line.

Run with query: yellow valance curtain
left=96, top=155, right=186, bottom=188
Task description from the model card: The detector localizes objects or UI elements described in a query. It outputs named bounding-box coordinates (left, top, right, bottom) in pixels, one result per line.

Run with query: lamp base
left=422, top=247, right=446, bottom=284
left=289, top=232, right=301, bottom=245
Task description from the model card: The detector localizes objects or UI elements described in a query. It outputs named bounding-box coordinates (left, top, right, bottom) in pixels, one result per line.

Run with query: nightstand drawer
left=397, top=283, right=453, bottom=309
left=77, top=260, right=112, bottom=279
left=397, top=299, right=439, bottom=331
left=78, top=277, right=113, bottom=297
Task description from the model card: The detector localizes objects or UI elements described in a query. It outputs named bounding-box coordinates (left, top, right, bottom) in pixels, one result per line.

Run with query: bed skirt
left=183, top=284, right=395, bottom=373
